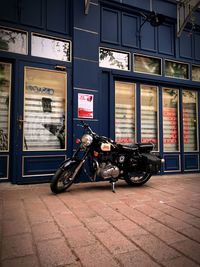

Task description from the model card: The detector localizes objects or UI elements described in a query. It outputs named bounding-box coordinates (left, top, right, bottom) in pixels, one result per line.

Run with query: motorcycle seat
left=137, top=143, right=154, bottom=152
left=121, top=145, right=138, bottom=152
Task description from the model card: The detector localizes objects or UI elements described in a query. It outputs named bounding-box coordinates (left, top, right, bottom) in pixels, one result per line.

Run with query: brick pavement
left=0, top=173, right=200, bottom=267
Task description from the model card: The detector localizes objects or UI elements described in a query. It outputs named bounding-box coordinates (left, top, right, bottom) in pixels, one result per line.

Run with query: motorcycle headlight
left=81, top=134, right=93, bottom=147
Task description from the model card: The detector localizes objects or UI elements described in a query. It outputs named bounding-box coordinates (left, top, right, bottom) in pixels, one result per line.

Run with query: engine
left=97, top=162, right=120, bottom=179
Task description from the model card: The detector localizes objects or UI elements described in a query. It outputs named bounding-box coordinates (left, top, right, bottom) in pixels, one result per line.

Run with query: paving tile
left=178, top=226, right=200, bottom=243
left=37, top=238, right=77, bottom=267
left=62, top=225, right=97, bottom=248
left=133, top=233, right=180, bottom=263
left=95, top=227, right=138, bottom=255
left=32, top=221, right=62, bottom=242
left=171, top=239, right=200, bottom=264
left=145, top=222, right=187, bottom=244
left=111, top=219, right=149, bottom=238
left=162, top=255, right=200, bottom=267
left=42, top=195, right=72, bottom=215
left=1, top=255, right=39, bottom=267
left=116, top=250, right=161, bottom=267
left=1, top=233, right=34, bottom=260
left=75, top=243, right=120, bottom=267
left=55, top=211, right=83, bottom=229
left=24, top=200, right=53, bottom=225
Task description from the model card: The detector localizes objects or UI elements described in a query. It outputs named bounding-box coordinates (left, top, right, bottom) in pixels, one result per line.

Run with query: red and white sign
left=78, top=93, right=94, bottom=118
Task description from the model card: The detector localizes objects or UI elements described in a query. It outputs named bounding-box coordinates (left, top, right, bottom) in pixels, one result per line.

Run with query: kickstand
left=111, top=181, right=116, bottom=193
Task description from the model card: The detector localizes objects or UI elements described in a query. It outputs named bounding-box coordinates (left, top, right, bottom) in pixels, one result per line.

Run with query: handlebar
left=77, top=120, right=95, bottom=135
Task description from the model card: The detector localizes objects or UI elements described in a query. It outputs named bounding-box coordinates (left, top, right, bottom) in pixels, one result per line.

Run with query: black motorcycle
left=50, top=121, right=164, bottom=193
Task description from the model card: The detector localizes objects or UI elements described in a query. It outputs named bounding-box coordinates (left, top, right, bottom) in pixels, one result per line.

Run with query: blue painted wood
left=153, top=0, right=176, bottom=18
left=184, top=154, right=199, bottom=170
left=73, top=59, right=99, bottom=89
left=73, top=29, right=98, bottom=61
left=0, top=156, right=8, bottom=179
left=101, top=7, right=120, bottom=44
left=122, top=13, right=139, bottom=48
left=74, top=0, right=99, bottom=32
left=164, top=155, right=180, bottom=171
left=23, top=155, right=66, bottom=176
left=21, top=0, right=44, bottom=28
left=46, top=0, right=70, bottom=34
left=122, top=0, right=149, bottom=10
left=194, top=33, right=200, bottom=61
left=179, top=30, right=193, bottom=59
left=0, top=0, right=18, bottom=23
left=140, top=19, right=157, bottom=52
left=158, top=24, right=174, bottom=56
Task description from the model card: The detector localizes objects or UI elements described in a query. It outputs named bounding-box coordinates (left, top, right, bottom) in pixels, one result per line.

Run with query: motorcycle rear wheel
left=124, top=172, right=152, bottom=186
left=50, top=163, right=79, bottom=194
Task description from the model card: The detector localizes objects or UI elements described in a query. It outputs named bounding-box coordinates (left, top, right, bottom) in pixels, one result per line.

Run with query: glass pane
left=31, top=34, right=71, bottom=62
left=0, top=62, right=11, bottom=151
left=165, top=60, right=189, bottom=79
left=115, top=81, right=135, bottom=145
left=141, top=85, right=158, bottom=150
left=163, top=88, right=179, bottom=152
left=99, top=48, right=130, bottom=71
left=192, top=65, right=200, bottom=82
left=24, top=67, right=67, bottom=151
left=183, top=90, right=198, bottom=152
left=0, top=27, right=27, bottom=55
left=134, top=54, right=161, bottom=75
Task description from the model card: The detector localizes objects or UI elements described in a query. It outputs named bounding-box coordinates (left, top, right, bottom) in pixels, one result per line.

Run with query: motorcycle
left=50, top=121, right=164, bottom=193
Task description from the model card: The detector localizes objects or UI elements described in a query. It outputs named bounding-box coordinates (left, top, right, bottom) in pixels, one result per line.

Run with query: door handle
left=18, top=116, right=24, bottom=130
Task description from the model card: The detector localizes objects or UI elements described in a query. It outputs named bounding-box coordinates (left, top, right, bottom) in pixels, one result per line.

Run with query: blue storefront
left=0, top=0, right=200, bottom=184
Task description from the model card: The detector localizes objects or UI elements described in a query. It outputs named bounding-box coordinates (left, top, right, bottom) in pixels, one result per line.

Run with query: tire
left=124, top=171, right=152, bottom=186
left=50, top=163, right=79, bottom=194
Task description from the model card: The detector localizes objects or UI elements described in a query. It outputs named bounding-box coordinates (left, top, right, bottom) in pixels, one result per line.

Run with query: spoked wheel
left=50, top=163, right=79, bottom=194
left=124, top=171, right=152, bottom=186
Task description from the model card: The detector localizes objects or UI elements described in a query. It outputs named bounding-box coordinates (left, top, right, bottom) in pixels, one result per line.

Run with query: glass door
left=15, top=63, right=68, bottom=183
left=0, top=62, right=11, bottom=180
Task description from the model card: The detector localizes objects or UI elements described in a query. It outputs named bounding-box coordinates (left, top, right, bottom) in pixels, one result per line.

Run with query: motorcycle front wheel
left=124, top=171, right=152, bottom=186
left=50, top=162, right=80, bottom=194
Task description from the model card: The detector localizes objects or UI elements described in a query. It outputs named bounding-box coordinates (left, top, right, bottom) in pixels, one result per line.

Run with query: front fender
left=59, top=158, right=80, bottom=170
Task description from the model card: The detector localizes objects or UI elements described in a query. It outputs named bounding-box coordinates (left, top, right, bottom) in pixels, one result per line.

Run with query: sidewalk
left=0, top=173, right=200, bottom=267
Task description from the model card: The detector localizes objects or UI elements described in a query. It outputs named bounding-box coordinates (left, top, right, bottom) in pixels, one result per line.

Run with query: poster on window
left=78, top=93, right=94, bottom=118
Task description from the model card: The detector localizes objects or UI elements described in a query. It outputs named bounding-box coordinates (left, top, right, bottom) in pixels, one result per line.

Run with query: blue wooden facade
left=0, top=0, right=199, bottom=184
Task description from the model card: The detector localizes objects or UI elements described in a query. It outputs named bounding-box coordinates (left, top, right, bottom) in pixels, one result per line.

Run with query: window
left=0, top=62, right=11, bottom=151
left=183, top=90, right=198, bottom=152
left=165, top=60, right=189, bottom=80
left=0, top=27, right=27, bottom=55
left=192, top=65, right=200, bottom=82
left=163, top=88, right=179, bottom=152
left=24, top=67, right=67, bottom=151
left=115, top=81, right=135, bottom=144
left=134, top=54, right=161, bottom=76
left=99, top=47, right=130, bottom=71
left=141, top=85, right=159, bottom=150
left=31, top=33, right=71, bottom=62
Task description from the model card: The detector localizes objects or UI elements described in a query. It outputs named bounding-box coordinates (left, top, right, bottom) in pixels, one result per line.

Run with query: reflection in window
left=163, top=88, right=179, bottom=152
left=99, top=48, right=130, bottom=71
left=31, top=33, right=71, bottom=62
left=115, top=81, right=135, bottom=145
left=134, top=54, right=161, bottom=75
left=0, top=62, right=11, bottom=151
left=141, top=85, right=158, bottom=150
left=165, top=60, right=189, bottom=79
left=24, top=67, right=67, bottom=151
left=0, top=27, right=27, bottom=55
left=183, top=90, right=198, bottom=152
left=192, top=65, right=200, bottom=82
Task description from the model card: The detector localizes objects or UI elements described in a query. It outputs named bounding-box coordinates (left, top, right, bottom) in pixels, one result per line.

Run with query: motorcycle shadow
left=66, top=180, right=135, bottom=193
